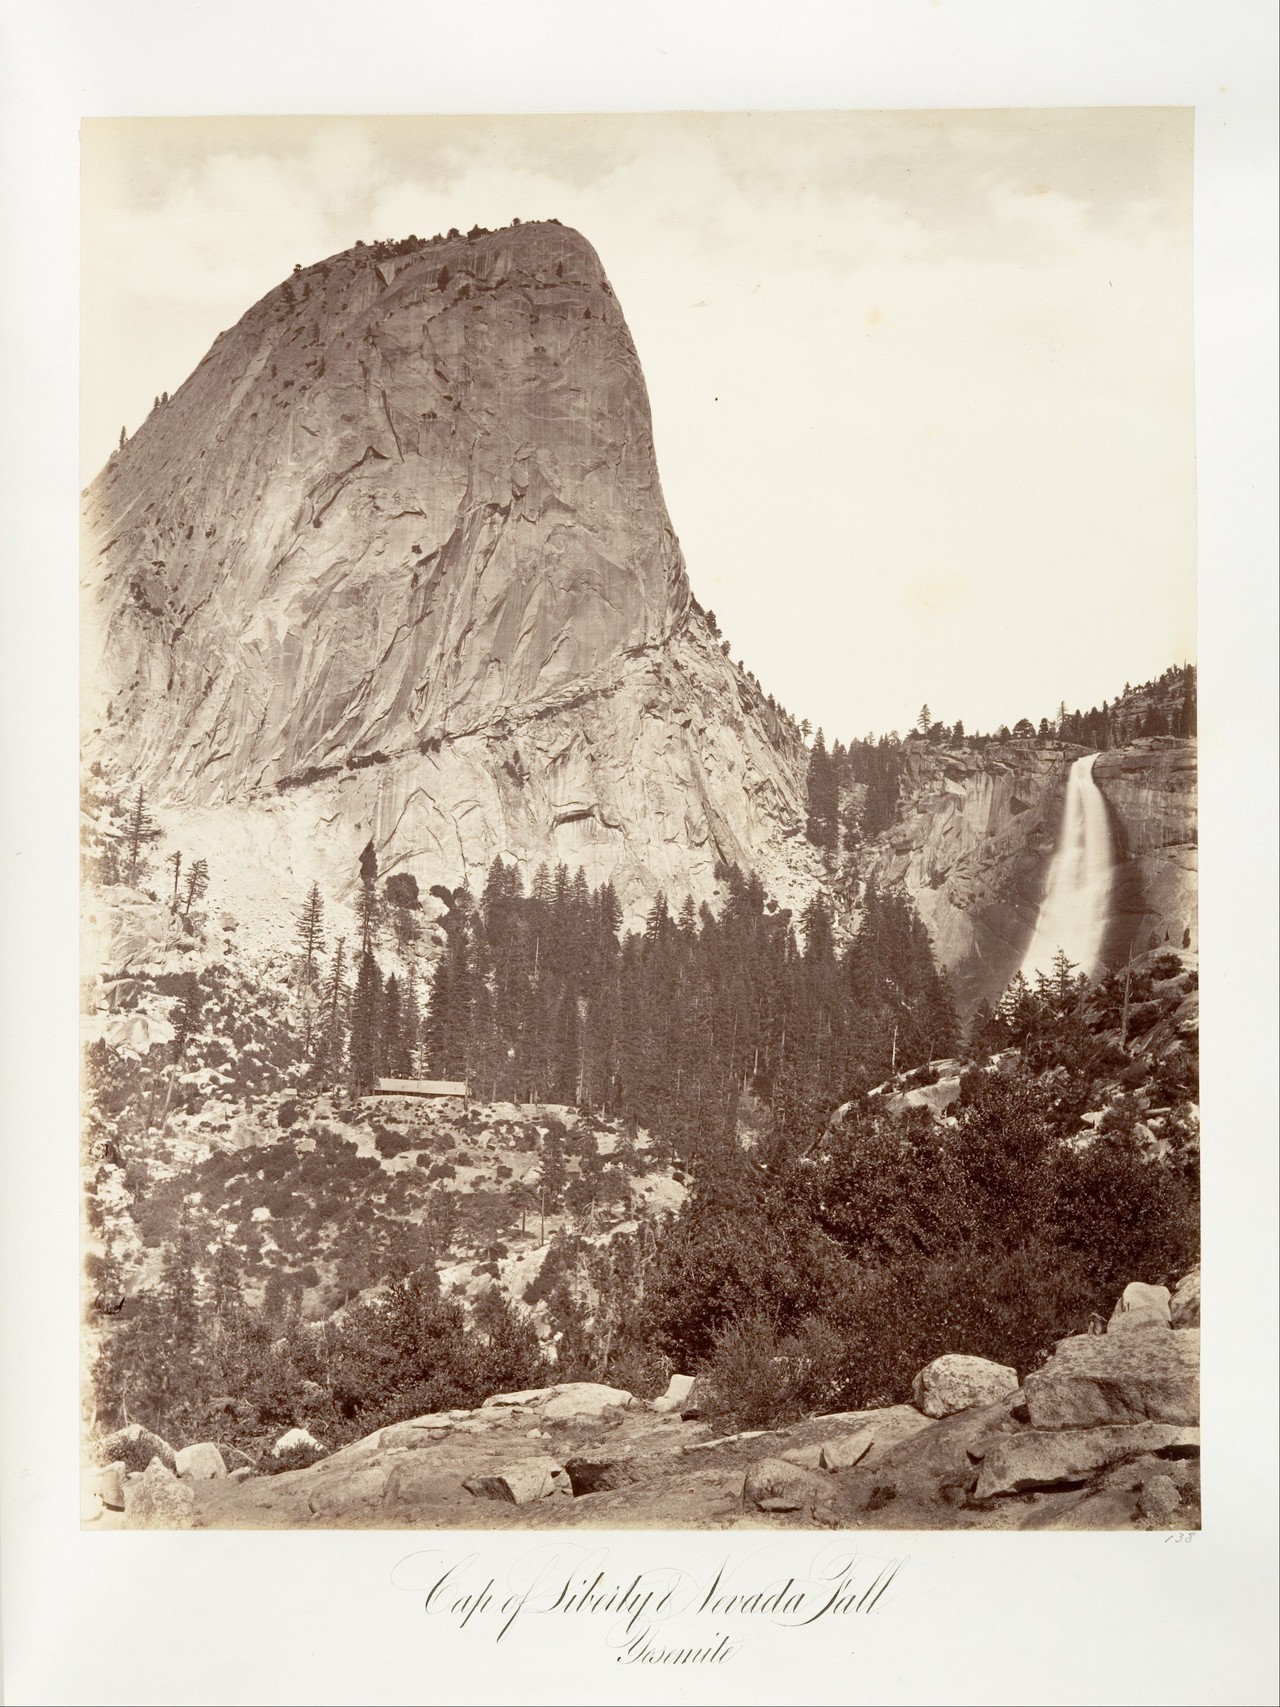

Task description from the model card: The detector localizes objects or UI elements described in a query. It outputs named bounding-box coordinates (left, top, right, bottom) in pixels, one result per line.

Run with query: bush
left=265, top=1439, right=328, bottom=1474
left=1149, top=951, right=1184, bottom=981
left=702, top=1312, right=848, bottom=1431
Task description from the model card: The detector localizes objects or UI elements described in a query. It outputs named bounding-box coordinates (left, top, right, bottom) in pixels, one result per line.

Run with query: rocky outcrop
left=1024, top=1329, right=1199, bottom=1429
left=972, top=1423, right=1198, bottom=1499
left=1094, top=738, right=1198, bottom=957
left=463, top=1457, right=572, bottom=1504
left=868, top=739, right=1081, bottom=1012
left=83, top=223, right=815, bottom=930
left=99, top=1273, right=1199, bottom=1533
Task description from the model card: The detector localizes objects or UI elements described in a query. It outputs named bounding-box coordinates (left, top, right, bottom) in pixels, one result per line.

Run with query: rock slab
left=912, top=1355, right=1019, bottom=1418
left=742, top=1459, right=836, bottom=1517
left=463, top=1457, right=573, bottom=1504
left=974, top=1424, right=1199, bottom=1499
left=1024, top=1330, right=1199, bottom=1429
left=819, top=1430, right=876, bottom=1472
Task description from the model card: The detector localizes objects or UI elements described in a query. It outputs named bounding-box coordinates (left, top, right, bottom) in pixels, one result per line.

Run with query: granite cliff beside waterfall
left=82, top=223, right=819, bottom=929
left=868, top=736, right=1197, bottom=1013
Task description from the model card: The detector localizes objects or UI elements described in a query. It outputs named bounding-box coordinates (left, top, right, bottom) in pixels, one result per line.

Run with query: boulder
left=1024, top=1330, right=1199, bottom=1429
left=479, top=1382, right=633, bottom=1419
left=742, top=1458, right=837, bottom=1518
left=540, top=1383, right=634, bottom=1421
left=1107, top=1281, right=1172, bottom=1334
left=679, top=1376, right=714, bottom=1419
left=463, top=1456, right=572, bottom=1504
left=564, top=1454, right=642, bottom=1495
left=100, top=1423, right=176, bottom=1474
left=819, top=1429, right=875, bottom=1472
left=1170, top=1268, right=1200, bottom=1329
left=228, top=1465, right=256, bottom=1483
left=650, top=1373, right=697, bottom=1414
left=1138, top=1474, right=1183, bottom=1522
left=911, top=1354, right=1019, bottom=1418
left=175, top=1442, right=227, bottom=1481
left=124, top=1458, right=195, bottom=1529
left=272, top=1426, right=322, bottom=1457
left=973, top=1424, right=1199, bottom=1499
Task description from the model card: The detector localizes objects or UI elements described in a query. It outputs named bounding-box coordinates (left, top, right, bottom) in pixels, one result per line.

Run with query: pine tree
left=383, top=975, right=412, bottom=1078
left=313, top=937, right=347, bottom=1082
left=915, top=704, right=932, bottom=735
left=166, top=849, right=183, bottom=909
left=356, top=840, right=380, bottom=953
left=804, top=729, right=839, bottom=851
left=118, top=786, right=161, bottom=886
left=180, top=857, right=209, bottom=913
left=296, top=883, right=325, bottom=985
left=348, top=949, right=384, bottom=1093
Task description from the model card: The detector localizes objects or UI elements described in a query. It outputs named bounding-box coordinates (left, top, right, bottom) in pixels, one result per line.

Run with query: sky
left=81, top=110, right=1196, bottom=741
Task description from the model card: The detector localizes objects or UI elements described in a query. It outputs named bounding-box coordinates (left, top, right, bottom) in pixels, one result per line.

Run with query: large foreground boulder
left=100, top=1423, right=176, bottom=1474
left=463, top=1456, right=572, bottom=1504
left=974, top=1424, right=1199, bottom=1499
left=911, top=1354, right=1019, bottom=1418
left=175, top=1442, right=227, bottom=1481
left=1024, top=1330, right=1199, bottom=1428
left=1108, top=1282, right=1172, bottom=1334
left=124, top=1459, right=195, bottom=1529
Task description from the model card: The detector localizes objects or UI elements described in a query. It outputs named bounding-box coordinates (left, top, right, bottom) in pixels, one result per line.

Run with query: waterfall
left=1020, top=752, right=1114, bottom=983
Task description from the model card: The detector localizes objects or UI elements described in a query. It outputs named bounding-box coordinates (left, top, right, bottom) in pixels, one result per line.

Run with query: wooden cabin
left=370, top=1077, right=470, bottom=1100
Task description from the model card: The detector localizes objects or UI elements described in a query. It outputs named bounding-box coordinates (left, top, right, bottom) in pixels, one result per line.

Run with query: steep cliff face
left=868, top=739, right=1080, bottom=1012
left=82, top=223, right=816, bottom=924
left=1095, top=739, right=1198, bottom=958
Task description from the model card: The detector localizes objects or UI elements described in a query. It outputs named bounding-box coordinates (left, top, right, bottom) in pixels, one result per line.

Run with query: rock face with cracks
left=82, top=222, right=813, bottom=929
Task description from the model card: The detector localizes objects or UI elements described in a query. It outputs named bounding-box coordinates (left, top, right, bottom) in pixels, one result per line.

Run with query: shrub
left=1149, top=951, right=1184, bottom=981
left=265, top=1439, right=328, bottom=1474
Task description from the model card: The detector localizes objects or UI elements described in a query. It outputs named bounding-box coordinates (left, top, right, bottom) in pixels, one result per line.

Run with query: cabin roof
left=372, top=1077, right=469, bottom=1096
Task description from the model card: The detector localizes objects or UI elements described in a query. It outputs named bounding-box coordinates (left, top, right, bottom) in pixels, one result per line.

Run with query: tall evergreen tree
left=296, top=882, right=325, bottom=985
left=348, top=949, right=384, bottom=1093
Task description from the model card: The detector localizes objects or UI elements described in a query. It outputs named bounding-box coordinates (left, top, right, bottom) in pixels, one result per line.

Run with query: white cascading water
left=1020, top=752, right=1114, bottom=983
